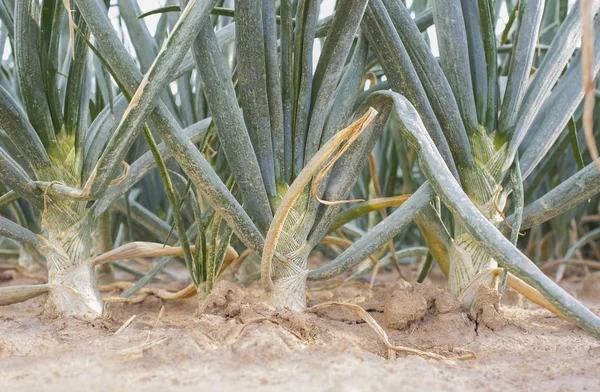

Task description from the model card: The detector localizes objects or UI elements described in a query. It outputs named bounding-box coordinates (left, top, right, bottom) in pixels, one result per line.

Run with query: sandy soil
left=1, top=264, right=599, bottom=392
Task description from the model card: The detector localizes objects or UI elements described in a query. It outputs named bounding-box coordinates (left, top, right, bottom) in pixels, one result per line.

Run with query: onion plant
left=0, top=0, right=236, bottom=318
left=0, top=0, right=599, bottom=341
left=309, top=0, right=600, bottom=338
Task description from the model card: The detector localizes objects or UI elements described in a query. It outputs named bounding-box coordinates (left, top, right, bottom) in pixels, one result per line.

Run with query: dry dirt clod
left=278, top=310, right=319, bottom=340
left=198, top=281, right=244, bottom=318
left=0, top=337, right=17, bottom=358
left=198, top=281, right=279, bottom=324
left=3, top=277, right=600, bottom=389
left=433, top=288, right=462, bottom=314
left=472, top=284, right=507, bottom=331
left=384, top=283, right=428, bottom=330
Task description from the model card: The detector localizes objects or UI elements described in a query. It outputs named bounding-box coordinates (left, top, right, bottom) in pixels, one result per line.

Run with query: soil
left=1, top=257, right=600, bottom=392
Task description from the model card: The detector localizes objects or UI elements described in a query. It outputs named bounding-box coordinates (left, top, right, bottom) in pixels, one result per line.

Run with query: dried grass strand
left=114, top=314, right=136, bottom=336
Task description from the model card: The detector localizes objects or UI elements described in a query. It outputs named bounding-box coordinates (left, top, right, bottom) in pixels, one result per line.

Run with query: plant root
left=231, top=317, right=308, bottom=345
left=101, top=281, right=197, bottom=304
left=307, top=301, right=476, bottom=361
